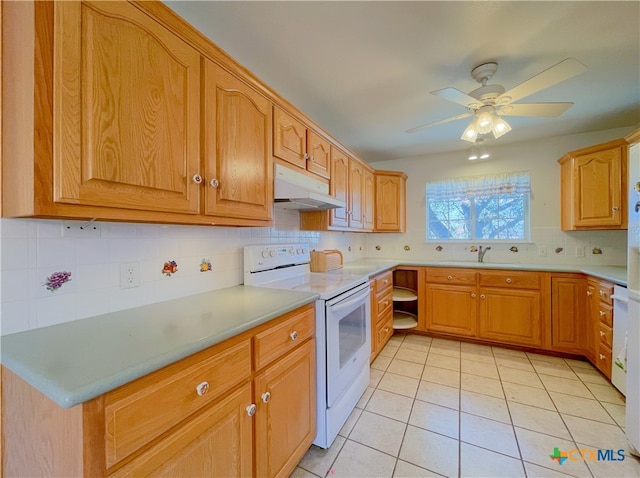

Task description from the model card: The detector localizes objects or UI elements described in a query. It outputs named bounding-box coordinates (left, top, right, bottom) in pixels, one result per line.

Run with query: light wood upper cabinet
left=349, top=159, right=365, bottom=229
left=273, top=106, right=330, bottom=180
left=559, top=139, right=628, bottom=230
left=375, top=171, right=407, bottom=232
left=203, top=61, right=273, bottom=221
left=363, top=169, right=375, bottom=230
left=330, top=147, right=350, bottom=228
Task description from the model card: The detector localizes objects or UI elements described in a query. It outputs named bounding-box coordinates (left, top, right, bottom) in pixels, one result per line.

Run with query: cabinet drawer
left=105, top=339, right=251, bottom=469
left=376, top=312, right=394, bottom=349
left=597, top=304, right=613, bottom=328
left=376, top=290, right=393, bottom=319
left=374, top=271, right=393, bottom=294
left=597, top=283, right=614, bottom=306
left=426, top=268, right=476, bottom=285
left=479, top=271, right=541, bottom=290
left=598, top=323, right=613, bottom=348
left=254, top=306, right=315, bottom=371
left=596, top=343, right=612, bottom=377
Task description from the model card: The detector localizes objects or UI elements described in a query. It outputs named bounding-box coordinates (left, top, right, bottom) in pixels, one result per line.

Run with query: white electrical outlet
left=538, top=246, right=547, bottom=257
left=120, top=262, right=140, bottom=289
left=576, top=246, right=585, bottom=258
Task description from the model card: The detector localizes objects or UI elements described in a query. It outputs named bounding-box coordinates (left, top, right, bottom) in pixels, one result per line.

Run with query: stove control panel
left=244, top=244, right=310, bottom=273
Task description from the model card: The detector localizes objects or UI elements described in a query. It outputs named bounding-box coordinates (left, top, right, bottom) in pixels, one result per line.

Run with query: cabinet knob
left=599, top=310, right=605, bottom=316
left=599, top=354, right=606, bottom=360
left=480, top=294, right=486, bottom=299
left=261, top=391, right=271, bottom=403
left=587, top=291, right=592, bottom=296
left=471, top=293, right=476, bottom=298
left=447, top=275, right=453, bottom=280
left=384, top=300, right=389, bottom=306
left=192, top=174, right=203, bottom=185
left=290, top=331, right=298, bottom=341
left=383, top=279, right=389, bottom=284
left=600, top=331, right=606, bottom=337
left=311, top=156, right=316, bottom=163
left=246, top=404, right=257, bottom=417
left=196, top=381, right=209, bottom=396
left=210, top=178, right=220, bottom=189
left=506, top=278, right=512, bottom=284
left=612, top=206, right=619, bottom=211
left=384, top=327, right=390, bottom=333
left=599, top=290, right=605, bottom=296
left=304, top=153, right=309, bottom=160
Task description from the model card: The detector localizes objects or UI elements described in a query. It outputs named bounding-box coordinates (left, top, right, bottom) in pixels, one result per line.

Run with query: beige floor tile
left=564, top=357, right=596, bottom=371
left=461, top=372, right=504, bottom=399
left=460, top=389, right=511, bottom=423
left=585, top=449, right=640, bottom=478
left=601, top=401, right=626, bottom=428
left=408, top=399, right=459, bottom=439
left=339, top=407, right=363, bottom=438
left=461, top=359, right=500, bottom=379
left=503, top=382, right=555, bottom=410
left=460, top=412, right=520, bottom=458
left=430, top=340, right=461, bottom=358
left=356, top=386, right=375, bottom=409
left=387, top=358, right=425, bottom=379
left=399, top=341, right=431, bottom=353
left=550, top=391, right=615, bottom=424
left=515, top=427, right=591, bottom=477
left=526, top=352, right=568, bottom=364
left=421, top=365, right=460, bottom=388
left=425, top=352, right=460, bottom=371
left=492, top=346, right=528, bottom=358
left=395, top=347, right=428, bottom=364
left=460, top=351, right=496, bottom=364
left=498, top=366, right=544, bottom=388
left=508, top=401, right=572, bottom=440
left=393, top=460, right=442, bottom=477
left=416, top=380, right=460, bottom=410
left=460, top=342, right=493, bottom=355
left=573, top=367, right=611, bottom=386
left=372, top=354, right=393, bottom=371
left=388, top=336, right=405, bottom=346
left=289, top=466, right=320, bottom=478
left=298, top=435, right=346, bottom=477
left=370, top=368, right=384, bottom=388
left=495, top=355, right=536, bottom=372
left=366, top=389, right=414, bottom=422
left=330, top=439, right=396, bottom=477
left=522, top=461, right=577, bottom=477
left=563, top=414, right=627, bottom=449
left=349, top=410, right=407, bottom=456
left=531, top=360, right=578, bottom=380
left=460, top=442, right=526, bottom=477
left=584, top=381, right=626, bottom=405
left=378, top=372, right=420, bottom=398
left=399, top=425, right=459, bottom=477
left=431, top=337, right=461, bottom=349
left=404, top=334, right=432, bottom=345
left=538, top=373, right=593, bottom=398
left=378, top=344, right=399, bottom=359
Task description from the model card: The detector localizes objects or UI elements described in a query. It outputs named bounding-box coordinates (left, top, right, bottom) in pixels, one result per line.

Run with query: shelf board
left=392, top=287, right=417, bottom=302
left=393, top=311, right=418, bottom=330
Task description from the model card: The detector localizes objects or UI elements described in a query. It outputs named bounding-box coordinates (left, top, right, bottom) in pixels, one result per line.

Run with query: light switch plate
left=576, top=246, right=585, bottom=258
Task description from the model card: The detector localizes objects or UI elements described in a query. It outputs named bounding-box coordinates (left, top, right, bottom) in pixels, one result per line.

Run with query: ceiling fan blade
left=496, top=58, right=587, bottom=105
left=431, top=87, right=482, bottom=109
left=405, top=112, right=473, bottom=134
left=496, top=102, right=574, bottom=117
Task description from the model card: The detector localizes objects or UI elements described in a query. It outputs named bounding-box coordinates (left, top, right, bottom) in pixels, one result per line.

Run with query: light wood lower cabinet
left=2, top=304, right=316, bottom=478
left=551, top=274, right=587, bottom=354
left=370, top=271, right=394, bottom=361
left=425, top=284, right=477, bottom=336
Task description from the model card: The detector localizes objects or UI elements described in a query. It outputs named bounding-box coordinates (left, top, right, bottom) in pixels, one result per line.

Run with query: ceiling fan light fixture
left=461, top=120, right=479, bottom=142
left=476, top=111, right=494, bottom=134
left=492, top=116, right=512, bottom=138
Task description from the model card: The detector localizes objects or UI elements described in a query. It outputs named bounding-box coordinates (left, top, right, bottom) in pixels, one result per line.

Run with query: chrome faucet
left=478, top=245, right=491, bottom=263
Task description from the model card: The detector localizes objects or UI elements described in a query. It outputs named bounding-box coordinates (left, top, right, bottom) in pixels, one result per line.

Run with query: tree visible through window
left=426, top=172, right=530, bottom=241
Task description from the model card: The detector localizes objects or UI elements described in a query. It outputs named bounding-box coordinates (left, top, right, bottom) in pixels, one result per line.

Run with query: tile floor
left=291, top=334, right=640, bottom=478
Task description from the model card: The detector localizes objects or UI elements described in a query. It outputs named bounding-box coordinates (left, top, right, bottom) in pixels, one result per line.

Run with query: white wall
left=365, top=127, right=632, bottom=265
left=0, top=209, right=366, bottom=336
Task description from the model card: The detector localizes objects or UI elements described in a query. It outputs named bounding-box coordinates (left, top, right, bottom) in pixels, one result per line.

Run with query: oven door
left=325, top=281, right=371, bottom=408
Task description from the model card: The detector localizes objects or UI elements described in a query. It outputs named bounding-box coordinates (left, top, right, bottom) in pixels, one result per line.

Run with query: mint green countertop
left=1, top=286, right=318, bottom=408
left=340, top=259, right=628, bottom=286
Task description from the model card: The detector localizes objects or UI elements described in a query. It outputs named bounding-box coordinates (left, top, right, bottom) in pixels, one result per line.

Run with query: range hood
left=274, top=163, right=346, bottom=211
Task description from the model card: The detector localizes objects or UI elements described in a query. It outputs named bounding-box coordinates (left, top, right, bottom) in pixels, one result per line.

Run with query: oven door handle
left=327, top=291, right=368, bottom=314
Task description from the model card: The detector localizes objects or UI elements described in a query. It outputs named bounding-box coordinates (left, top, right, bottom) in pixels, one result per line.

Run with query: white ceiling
left=165, top=1, right=640, bottom=163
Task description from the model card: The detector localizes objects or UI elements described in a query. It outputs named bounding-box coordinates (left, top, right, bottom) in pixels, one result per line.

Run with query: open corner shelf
left=392, top=286, right=418, bottom=302
left=392, top=311, right=418, bottom=330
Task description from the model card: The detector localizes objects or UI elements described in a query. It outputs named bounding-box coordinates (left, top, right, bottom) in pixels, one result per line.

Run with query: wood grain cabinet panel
left=551, top=275, right=587, bottom=354
left=374, top=171, right=407, bottom=232
left=307, top=131, right=331, bottom=179
left=363, top=168, right=375, bottom=230
left=54, top=1, right=202, bottom=214
left=330, top=147, right=350, bottom=228
left=273, top=106, right=307, bottom=169
left=349, top=158, right=365, bottom=229
left=425, top=284, right=477, bottom=336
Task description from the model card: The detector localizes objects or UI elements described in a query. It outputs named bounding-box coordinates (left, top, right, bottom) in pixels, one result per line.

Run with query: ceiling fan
left=406, top=58, right=588, bottom=142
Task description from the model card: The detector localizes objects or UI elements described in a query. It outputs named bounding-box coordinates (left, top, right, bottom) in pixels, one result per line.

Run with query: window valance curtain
left=426, top=171, right=531, bottom=200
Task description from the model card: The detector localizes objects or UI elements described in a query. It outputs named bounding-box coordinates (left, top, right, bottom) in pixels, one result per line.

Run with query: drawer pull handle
left=384, top=327, right=390, bottom=333
left=587, top=291, right=592, bottom=296
left=600, top=331, right=606, bottom=337
left=447, top=275, right=453, bottom=280
left=599, top=290, right=605, bottom=296
left=261, top=391, right=271, bottom=403
left=506, top=278, right=512, bottom=284
left=246, top=404, right=257, bottom=417
left=196, top=381, right=209, bottom=396
left=599, top=354, right=606, bottom=360
left=290, top=331, right=299, bottom=341
left=384, top=301, right=389, bottom=306
left=599, top=311, right=606, bottom=316
left=383, top=279, right=389, bottom=284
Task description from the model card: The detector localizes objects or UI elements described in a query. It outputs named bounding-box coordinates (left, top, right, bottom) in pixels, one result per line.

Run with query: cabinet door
left=330, top=147, right=349, bottom=228
left=255, top=339, right=316, bottom=478
left=551, top=276, right=587, bottom=353
left=478, top=288, right=542, bottom=347
left=54, top=1, right=201, bottom=214
left=425, top=284, right=477, bottom=336
left=574, top=147, right=624, bottom=227
left=585, top=280, right=598, bottom=361
left=375, top=173, right=406, bottom=232
left=203, top=61, right=273, bottom=221
left=363, top=168, right=375, bottom=230
left=349, top=159, right=365, bottom=229
left=307, top=131, right=331, bottom=179
left=110, top=383, right=253, bottom=478
left=273, top=107, right=307, bottom=169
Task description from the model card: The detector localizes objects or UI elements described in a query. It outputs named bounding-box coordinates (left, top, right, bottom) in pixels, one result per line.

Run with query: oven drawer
left=254, top=304, right=315, bottom=371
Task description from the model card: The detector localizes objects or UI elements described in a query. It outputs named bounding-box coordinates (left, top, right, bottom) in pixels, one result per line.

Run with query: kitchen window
left=426, top=171, right=530, bottom=241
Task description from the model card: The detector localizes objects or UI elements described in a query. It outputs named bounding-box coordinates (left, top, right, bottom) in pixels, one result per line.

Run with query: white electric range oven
left=244, top=244, right=370, bottom=448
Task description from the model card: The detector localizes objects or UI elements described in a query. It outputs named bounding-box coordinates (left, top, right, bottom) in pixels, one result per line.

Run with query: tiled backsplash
left=0, top=211, right=626, bottom=336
